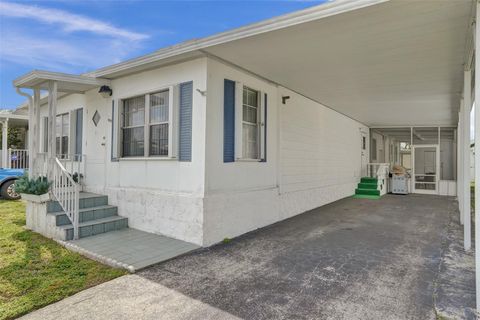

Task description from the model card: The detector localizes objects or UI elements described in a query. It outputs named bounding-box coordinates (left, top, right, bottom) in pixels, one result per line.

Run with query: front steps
left=354, top=177, right=381, bottom=199
left=47, top=192, right=128, bottom=240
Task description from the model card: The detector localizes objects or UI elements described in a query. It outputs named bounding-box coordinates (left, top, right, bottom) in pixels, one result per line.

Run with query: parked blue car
left=0, top=168, right=24, bottom=200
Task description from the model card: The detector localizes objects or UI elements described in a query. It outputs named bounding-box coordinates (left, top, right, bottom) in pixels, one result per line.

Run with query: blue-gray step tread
left=59, top=215, right=128, bottom=240
left=50, top=205, right=118, bottom=226
left=47, top=193, right=108, bottom=212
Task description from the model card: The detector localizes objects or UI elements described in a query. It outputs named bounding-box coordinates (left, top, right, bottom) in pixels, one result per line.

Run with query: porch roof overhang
left=13, top=70, right=111, bottom=94
left=0, top=111, right=28, bottom=128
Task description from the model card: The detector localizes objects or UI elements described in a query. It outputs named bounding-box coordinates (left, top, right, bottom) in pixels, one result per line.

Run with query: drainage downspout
left=15, top=87, right=34, bottom=172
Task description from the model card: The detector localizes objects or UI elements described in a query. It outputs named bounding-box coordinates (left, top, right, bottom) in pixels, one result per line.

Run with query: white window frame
left=118, top=86, right=175, bottom=159
left=56, top=113, right=70, bottom=158
left=234, top=82, right=265, bottom=161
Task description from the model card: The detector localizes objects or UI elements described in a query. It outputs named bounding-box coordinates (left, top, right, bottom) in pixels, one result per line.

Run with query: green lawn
left=0, top=200, right=126, bottom=320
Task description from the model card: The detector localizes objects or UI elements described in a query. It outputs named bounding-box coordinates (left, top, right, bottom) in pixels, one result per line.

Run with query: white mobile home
left=11, top=0, right=480, bottom=306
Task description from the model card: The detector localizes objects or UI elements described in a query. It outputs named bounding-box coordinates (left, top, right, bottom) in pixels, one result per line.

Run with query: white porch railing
left=52, top=157, right=80, bottom=240
left=2, top=149, right=29, bottom=169
left=57, top=154, right=87, bottom=183
left=367, top=163, right=389, bottom=196
left=32, top=153, right=86, bottom=180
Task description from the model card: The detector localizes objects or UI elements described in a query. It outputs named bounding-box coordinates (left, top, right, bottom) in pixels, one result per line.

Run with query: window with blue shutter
left=179, top=81, right=193, bottom=161
left=224, top=79, right=236, bottom=162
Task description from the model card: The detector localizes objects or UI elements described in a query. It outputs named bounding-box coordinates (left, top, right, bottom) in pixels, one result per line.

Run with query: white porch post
left=31, top=87, right=41, bottom=177
left=28, top=91, right=34, bottom=173
left=47, top=81, right=57, bottom=181
left=474, top=1, right=480, bottom=310
left=1, top=119, right=8, bottom=168
left=459, top=101, right=465, bottom=225
left=464, top=69, right=472, bottom=251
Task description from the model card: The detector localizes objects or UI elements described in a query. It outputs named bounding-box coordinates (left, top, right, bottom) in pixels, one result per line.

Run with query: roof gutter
left=15, top=87, right=33, bottom=112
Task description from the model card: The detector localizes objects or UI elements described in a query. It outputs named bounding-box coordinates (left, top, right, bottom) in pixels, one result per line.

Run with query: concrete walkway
left=60, top=228, right=199, bottom=272
left=21, top=195, right=475, bottom=320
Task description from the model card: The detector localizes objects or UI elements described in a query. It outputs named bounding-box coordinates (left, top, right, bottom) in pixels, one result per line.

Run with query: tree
left=0, top=127, right=23, bottom=149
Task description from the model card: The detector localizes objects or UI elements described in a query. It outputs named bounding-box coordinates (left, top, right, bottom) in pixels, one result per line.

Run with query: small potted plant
left=69, top=172, right=84, bottom=191
left=15, top=175, right=51, bottom=203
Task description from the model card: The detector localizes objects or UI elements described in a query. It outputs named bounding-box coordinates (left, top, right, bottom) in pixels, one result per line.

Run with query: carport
left=126, top=0, right=474, bottom=310
left=194, top=0, right=478, bottom=309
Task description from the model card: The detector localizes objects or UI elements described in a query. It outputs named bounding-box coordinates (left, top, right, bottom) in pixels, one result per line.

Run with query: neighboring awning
left=13, top=70, right=110, bottom=94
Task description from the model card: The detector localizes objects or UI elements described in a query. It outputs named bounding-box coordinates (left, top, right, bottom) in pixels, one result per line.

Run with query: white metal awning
left=13, top=70, right=111, bottom=94
left=78, top=0, right=473, bottom=127
left=202, top=0, right=472, bottom=126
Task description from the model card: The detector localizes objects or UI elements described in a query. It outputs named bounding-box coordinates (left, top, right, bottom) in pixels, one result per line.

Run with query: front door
left=412, top=145, right=439, bottom=194
left=361, top=132, right=368, bottom=177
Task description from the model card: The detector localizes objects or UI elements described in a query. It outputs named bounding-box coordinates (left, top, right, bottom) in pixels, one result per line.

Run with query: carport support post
left=458, top=101, right=464, bottom=225
left=464, top=69, right=472, bottom=252
left=1, top=119, right=7, bottom=168
left=474, top=2, right=480, bottom=311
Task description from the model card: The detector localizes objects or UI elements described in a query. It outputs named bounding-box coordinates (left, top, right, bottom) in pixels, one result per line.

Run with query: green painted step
left=355, top=188, right=380, bottom=196
left=360, top=177, right=378, bottom=184
left=358, top=183, right=377, bottom=190
left=353, top=194, right=381, bottom=200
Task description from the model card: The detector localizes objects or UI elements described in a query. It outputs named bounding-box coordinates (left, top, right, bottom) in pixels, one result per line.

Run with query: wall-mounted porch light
left=98, top=85, right=113, bottom=98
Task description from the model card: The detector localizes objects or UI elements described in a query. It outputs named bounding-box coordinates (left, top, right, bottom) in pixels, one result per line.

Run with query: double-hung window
left=121, top=89, right=171, bottom=157
left=56, top=113, right=69, bottom=158
left=242, top=86, right=260, bottom=159
left=122, top=96, right=145, bottom=157
left=223, top=79, right=267, bottom=163
left=149, top=90, right=169, bottom=156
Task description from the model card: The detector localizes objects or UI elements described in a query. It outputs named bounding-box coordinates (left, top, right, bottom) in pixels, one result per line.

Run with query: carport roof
left=13, top=0, right=474, bottom=126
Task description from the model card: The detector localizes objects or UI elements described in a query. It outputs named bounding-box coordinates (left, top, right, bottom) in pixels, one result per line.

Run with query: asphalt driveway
left=21, top=194, right=471, bottom=320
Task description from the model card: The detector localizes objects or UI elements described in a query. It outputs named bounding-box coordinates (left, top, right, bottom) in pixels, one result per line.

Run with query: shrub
left=15, top=175, right=51, bottom=195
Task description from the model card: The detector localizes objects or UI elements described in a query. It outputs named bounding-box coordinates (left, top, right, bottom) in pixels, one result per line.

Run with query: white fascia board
left=14, top=70, right=111, bottom=88
left=88, top=0, right=389, bottom=78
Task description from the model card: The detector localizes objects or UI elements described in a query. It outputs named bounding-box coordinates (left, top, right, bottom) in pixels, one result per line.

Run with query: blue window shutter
left=224, top=79, right=235, bottom=162
left=179, top=81, right=193, bottom=161
left=75, top=108, right=83, bottom=156
left=111, top=100, right=119, bottom=162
